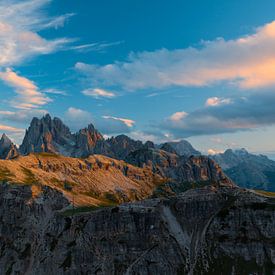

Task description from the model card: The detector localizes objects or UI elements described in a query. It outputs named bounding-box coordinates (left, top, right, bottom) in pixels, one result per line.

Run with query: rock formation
left=0, top=152, right=232, bottom=206
left=164, top=139, right=201, bottom=156
left=0, top=134, right=19, bottom=159
left=74, top=124, right=104, bottom=157
left=0, top=184, right=273, bottom=274
left=19, top=114, right=74, bottom=156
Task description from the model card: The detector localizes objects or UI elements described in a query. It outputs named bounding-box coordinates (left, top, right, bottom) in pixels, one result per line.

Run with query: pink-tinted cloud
left=76, top=21, right=275, bottom=90
left=0, top=69, right=51, bottom=109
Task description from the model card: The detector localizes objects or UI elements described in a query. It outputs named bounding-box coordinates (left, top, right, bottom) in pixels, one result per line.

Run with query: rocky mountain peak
left=160, top=143, right=178, bottom=154
left=74, top=123, right=104, bottom=157
left=0, top=134, right=19, bottom=159
left=0, top=133, right=12, bottom=148
left=19, top=114, right=74, bottom=156
left=211, top=148, right=275, bottom=191
left=143, top=140, right=155, bottom=149
left=163, top=139, right=201, bottom=156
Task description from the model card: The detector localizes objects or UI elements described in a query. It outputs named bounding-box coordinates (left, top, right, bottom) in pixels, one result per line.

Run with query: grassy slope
left=0, top=153, right=164, bottom=207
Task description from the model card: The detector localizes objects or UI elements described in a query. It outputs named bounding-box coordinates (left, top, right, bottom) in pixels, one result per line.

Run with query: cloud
left=70, top=41, right=123, bottom=53
left=76, top=21, right=275, bottom=91
left=208, top=148, right=225, bottom=155
left=205, top=97, right=231, bottom=107
left=169, top=111, right=188, bottom=122
left=0, top=124, right=24, bottom=133
left=0, top=0, right=72, bottom=68
left=0, top=109, right=47, bottom=123
left=0, top=68, right=51, bottom=109
left=64, top=107, right=136, bottom=135
left=160, top=91, right=275, bottom=137
left=64, top=107, right=93, bottom=130
left=102, top=116, right=135, bottom=127
left=82, top=88, right=116, bottom=99
left=43, top=88, right=68, bottom=96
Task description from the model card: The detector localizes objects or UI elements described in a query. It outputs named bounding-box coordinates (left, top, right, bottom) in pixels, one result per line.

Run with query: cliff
left=0, top=184, right=273, bottom=274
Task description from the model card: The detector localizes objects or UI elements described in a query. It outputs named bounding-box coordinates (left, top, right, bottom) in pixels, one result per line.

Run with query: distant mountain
left=0, top=134, right=19, bottom=159
left=212, top=148, right=275, bottom=191
left=162, top=140, right=201, bottom=156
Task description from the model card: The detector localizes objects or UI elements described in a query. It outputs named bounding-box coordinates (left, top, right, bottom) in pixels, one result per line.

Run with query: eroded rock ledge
left=0, top=184, right=274, bottom=274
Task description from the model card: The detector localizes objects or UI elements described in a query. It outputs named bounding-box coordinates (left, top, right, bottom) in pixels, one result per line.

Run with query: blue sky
left=1, top=0, right=275, bottom=158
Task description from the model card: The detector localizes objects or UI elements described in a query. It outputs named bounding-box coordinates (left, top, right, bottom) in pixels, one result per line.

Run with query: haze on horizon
left=1, top=0, right=275, bottom=159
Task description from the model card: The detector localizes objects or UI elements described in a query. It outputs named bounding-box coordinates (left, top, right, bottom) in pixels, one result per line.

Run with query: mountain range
left=0, top=114, right=274, bottom=274
left=212, top=149, right=275, bottom=191
left=1, top=114, right=274, bottom=192
left=0, top=114, right=234, bottom=207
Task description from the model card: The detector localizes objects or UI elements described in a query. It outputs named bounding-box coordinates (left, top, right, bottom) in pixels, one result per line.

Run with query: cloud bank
left=76, top=21, right=275, bottom=91
left=161, top=91, right=275, bottom=138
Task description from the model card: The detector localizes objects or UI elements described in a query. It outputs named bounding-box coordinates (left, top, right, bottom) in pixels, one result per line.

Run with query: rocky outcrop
left=73, top=124, right=104, bottom=157
left=0, top=184, right=273, bottom=274
left=0, top=151, right=232, bottom=206
left=19, top=114, right=74, bottom=156
left=125, top=147, right=234, bottom=194
left=164, top=139, right=201, bottom=156
left=0, top=134, right=19, bottom=159
left=212, top=149, right=275, bottom=191
left=95, top=134, right=143, bottom=160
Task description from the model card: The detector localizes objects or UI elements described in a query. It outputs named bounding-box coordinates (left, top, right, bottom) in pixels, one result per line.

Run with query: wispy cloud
left=0, top=109, right=47, bottom=123
left=82, top=88, right=116, bottom=99
left=43, top=88, right=68, bottom=96
left=0, top=0, right=73, bottom=68
left=0, top=68, right=51, bottom=109
left=71, top=41, right=123, bottom=53
left=76, top=21, right=275, bottom=91
left=0, top=124, right=24, bottom=133
left=102, top=116, right=135, bottom=127
left=64, top=107, right=136, bottom=134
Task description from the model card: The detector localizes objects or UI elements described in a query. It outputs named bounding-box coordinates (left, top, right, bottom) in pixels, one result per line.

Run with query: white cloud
left=102, top=116, right=135, bottom=127
left=71, top=41, right=123, bottom=53
left=43, top=88, right=68, bottom=96
left=64, top=107, right=93, bottom=131
left=169, top=111, right=188, bottom=122
left=0, top=0, right=72, bottom=68
left=82, top=88, right=116, bottom=99
left=205, top=97, right=231, bottom=107
left=76, top=21, right=275, bottom=90
left=0, top=68, right=51, bottom=109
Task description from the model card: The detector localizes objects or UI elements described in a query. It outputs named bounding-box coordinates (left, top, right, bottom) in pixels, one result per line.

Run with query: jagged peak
left=0, top=133, right=13, bottom=148
left=0, top=133, right=11, bottom=142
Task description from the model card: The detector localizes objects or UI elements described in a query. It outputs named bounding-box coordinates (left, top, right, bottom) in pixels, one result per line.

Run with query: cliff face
left=125, top=148, right=234, bottom=194
left=0, top=184, right=273, bottom=274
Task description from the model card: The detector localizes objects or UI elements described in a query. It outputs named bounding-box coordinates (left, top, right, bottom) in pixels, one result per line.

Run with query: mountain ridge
left=211, top=148, right=275, bottom=191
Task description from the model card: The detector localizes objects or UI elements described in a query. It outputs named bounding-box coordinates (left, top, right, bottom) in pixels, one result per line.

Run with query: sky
left=1, top=0, right=275, bottom=158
